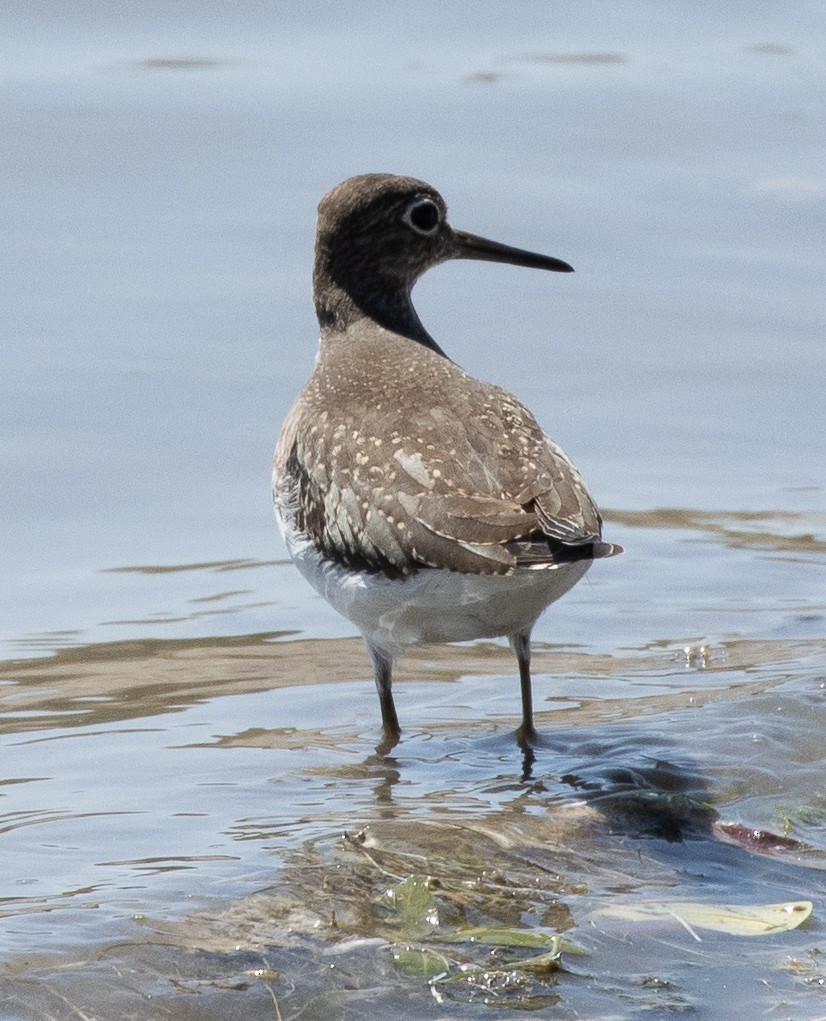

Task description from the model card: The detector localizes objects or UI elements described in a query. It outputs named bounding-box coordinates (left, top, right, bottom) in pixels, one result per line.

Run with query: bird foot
left=374, top=726, right=401, bottom=758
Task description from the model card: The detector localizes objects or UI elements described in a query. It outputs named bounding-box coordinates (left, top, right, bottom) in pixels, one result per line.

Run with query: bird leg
left=366, top=641, right=401, bottom=748
left=509, top=629, right=539, bottom=747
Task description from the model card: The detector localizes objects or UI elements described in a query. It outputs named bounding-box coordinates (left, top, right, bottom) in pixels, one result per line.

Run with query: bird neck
left=313, top=252, right=446, bottom=355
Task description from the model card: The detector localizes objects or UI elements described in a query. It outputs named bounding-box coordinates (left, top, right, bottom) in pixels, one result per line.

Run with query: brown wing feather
left=274, top=327, right=618, bottom=577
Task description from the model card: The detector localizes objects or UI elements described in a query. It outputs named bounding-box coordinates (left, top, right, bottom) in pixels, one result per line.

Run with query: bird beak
left=452, top=229, right=574, bottom=273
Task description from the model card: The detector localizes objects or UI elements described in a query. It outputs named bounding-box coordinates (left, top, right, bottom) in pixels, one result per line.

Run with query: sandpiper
left=273, top=174, right=621, bottom=746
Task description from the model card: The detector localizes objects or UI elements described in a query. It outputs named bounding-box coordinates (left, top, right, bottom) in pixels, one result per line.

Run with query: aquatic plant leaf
left=443, top=926, right=552, bottom=948
left=392, top=946, right=449, bottom=978
left=550, top=934, right=590, bottom=956
left=594, top=899, right=813, bottom=936
left=430, top=946, right=566, bottom=988
left=378, top=875, right=439, bottom=936
left=438, top=927, right=589, bottom=955
left=770, top=801, right=826, bottom=843
left=501, top=949, right=565, bottom=974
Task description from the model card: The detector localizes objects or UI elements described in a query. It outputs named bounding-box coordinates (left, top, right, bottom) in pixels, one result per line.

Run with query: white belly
left=284, top=531, right=590, bottom=659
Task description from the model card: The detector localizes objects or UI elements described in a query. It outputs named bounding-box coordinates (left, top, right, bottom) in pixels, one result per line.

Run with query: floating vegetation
left=594, top=899, right=813, bottom=939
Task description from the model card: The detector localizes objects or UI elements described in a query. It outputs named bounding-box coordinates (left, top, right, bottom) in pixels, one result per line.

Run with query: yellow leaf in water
left=594, top=899, right=812, bottom=937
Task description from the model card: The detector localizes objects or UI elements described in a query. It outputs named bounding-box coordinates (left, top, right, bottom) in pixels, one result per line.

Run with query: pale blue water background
left=1, top=3, right=825, bottom=1018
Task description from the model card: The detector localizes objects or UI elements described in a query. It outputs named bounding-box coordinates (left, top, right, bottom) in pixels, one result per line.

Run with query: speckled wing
left=274, top=377, right=620, bottom=578
left=406, top=430, right=617, bottom=573
left=404, top=375, right=610, bottom=564
left=275, top=400, right=417, bottom=578
left=526, top=435, right=605, bottom=544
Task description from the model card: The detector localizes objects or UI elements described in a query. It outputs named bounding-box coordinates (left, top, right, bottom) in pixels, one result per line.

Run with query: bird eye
left=404, top=198, right=441, bottom=235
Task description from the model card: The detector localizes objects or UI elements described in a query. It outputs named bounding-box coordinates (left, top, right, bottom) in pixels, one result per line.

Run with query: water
left=1, top=2, right=825, bottom=1017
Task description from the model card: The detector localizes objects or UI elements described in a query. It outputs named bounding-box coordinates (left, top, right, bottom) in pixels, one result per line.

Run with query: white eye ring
left=403, top=198, right=442, bottom=235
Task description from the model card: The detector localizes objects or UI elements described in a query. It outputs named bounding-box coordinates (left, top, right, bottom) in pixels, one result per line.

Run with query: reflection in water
left=127, top=57, right=236, bottom=71
left=605, top=506, right=826, bottom=556
left=0, top=627, right=825, bottom=1016
left=1, top=767, right=820, bottom=1019
left=102, top=559, right=287, bottom=575
left=5, top=628, right=824, bottom=736
left=510, top=51, right=628, bottom=64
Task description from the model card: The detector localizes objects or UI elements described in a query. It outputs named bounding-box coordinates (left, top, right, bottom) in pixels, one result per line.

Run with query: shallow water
left=2, top=2, right=826, bottom=1017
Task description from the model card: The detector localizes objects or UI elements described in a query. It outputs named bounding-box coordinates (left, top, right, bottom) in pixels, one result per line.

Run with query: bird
left=273, top=173, right=621, bottom=749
